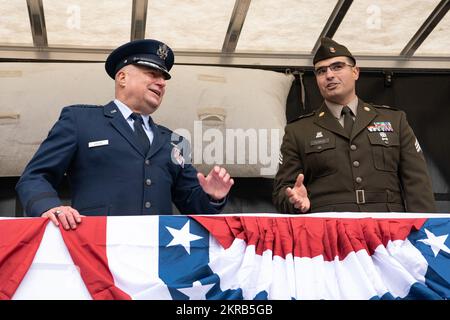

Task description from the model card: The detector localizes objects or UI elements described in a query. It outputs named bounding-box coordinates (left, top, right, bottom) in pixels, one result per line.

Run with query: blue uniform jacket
left=16, top=101, right=225, bottom=216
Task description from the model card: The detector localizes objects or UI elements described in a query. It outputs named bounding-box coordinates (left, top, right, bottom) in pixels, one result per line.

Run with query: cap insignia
left=157, top=44, right=169, bottom=60
left=329, top=47, right=336, bottom=53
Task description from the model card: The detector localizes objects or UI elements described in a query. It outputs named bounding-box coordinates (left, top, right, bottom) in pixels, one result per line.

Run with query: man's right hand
left=285, top=174, right=311, bottom=213
left=41, top=206, right=83, bottom=230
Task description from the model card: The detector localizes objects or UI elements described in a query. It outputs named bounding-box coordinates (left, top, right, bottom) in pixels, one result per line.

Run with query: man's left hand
left=197, top=166, right=234, bottom=201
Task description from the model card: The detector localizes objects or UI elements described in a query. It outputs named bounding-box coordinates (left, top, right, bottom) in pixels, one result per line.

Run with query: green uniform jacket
left=273, top=100, right=437, bottom=213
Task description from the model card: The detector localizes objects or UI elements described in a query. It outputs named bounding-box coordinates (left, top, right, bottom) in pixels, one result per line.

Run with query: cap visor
left=135, top=60, right=171, bottom=79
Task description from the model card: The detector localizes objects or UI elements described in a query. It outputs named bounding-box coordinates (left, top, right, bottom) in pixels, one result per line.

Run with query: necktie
left=341, top=106, right=354, bottom=137
left=130, top=113, right=150, bottom=154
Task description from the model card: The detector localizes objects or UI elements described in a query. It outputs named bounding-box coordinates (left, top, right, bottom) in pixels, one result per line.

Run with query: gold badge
left=319, top=112, right=325, bottom=117
left=157, top=44, right=169, bottom=60
left=329, top=47, right=336, bottom=53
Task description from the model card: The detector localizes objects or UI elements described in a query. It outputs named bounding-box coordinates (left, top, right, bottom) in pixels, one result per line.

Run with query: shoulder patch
left=288, top=111, right=315, bottom=124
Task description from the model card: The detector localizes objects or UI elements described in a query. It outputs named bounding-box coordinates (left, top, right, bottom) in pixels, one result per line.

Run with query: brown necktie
left=341, top=106, right=354, bottom=137
left=130, top=113, right=150, bottom=154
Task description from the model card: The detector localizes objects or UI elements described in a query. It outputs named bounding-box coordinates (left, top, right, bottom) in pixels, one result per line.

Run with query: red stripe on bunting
left=192, top=216, right=427, bottom=261
left=0, top=218, right=49, bottom=300
left=60, top=216, right=131, bottom=300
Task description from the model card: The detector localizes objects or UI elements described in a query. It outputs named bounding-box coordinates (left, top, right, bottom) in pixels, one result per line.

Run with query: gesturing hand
left=197, top=166, right=234, bottom=201
left=285, top=173, right=310, bottom=213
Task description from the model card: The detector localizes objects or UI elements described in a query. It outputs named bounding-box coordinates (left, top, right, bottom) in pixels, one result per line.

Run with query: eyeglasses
left=314, top=61, right=355, bottom=77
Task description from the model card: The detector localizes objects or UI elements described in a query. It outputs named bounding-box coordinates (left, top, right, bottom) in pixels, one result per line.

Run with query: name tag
left=310, top=138, right=330, bottom=146
left=88, top=140, right=109, bottom=148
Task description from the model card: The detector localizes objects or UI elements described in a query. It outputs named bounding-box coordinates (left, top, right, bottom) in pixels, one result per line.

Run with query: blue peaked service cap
left=105, top=39, right=174, bottom=80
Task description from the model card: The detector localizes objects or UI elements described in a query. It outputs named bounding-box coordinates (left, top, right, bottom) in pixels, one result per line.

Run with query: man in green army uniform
left=272, top=37, right=436, bottom=213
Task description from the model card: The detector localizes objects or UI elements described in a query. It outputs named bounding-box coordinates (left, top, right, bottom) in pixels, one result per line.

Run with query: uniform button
left=317, top=146, right=322, bottom=150
left=145, top=160, right=150, bottom=165
left=145, top=202, right=151, bottom=208
left=353, top=161, right=360, bottom=167
left=355, top=177, right=362, bottom=183
left=145, top=179, right=152, bottom=186
left=350, top=144, right=357, bottom=151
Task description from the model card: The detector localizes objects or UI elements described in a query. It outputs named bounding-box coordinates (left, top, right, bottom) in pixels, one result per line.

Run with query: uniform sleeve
left=15, top=107, right=78, bottom=216
left=272, top=124, right=303, bottom=213
left=171, top=138, right=225, bottom=214
left=398, top=111, right=437, bottom=212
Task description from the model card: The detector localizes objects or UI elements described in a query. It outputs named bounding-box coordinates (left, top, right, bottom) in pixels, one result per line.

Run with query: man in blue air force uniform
left=16, top=39, right=234, bottom=230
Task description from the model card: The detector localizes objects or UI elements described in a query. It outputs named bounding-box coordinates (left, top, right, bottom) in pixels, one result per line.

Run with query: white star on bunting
left=177, top=281, right=215, bottom=300
left=418, top=228, right=450, bottom=257
left=166, top=220, right=203, bottom=254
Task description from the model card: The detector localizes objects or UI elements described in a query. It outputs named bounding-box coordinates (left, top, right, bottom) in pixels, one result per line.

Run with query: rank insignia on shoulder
left=367, top=121, right=393, bottom=132
left=315, top=131, right=323, bottom=138
left=415, top=138, right=422, bottom=153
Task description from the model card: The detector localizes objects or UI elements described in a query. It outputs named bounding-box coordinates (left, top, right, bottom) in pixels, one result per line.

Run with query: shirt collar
left=324, top=96, right=359, bottom=119
left=114, top=99, right=151, bottom=130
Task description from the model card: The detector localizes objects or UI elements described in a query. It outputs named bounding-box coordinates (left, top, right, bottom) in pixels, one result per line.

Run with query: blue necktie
left=130, top=113, right=150, bottom=154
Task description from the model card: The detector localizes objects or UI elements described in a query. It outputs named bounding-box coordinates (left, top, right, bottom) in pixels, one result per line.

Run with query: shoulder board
left=150, top=119, right=181, bottom=139
left=370, top=104, right=399, bottom=111
left=288, top=111, right=315, bottom=124
left=156, top=124, right=175, bottom=135
left=158, top=126, right=186, bottom=143
left=68, top=104, right=101, bottom=109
